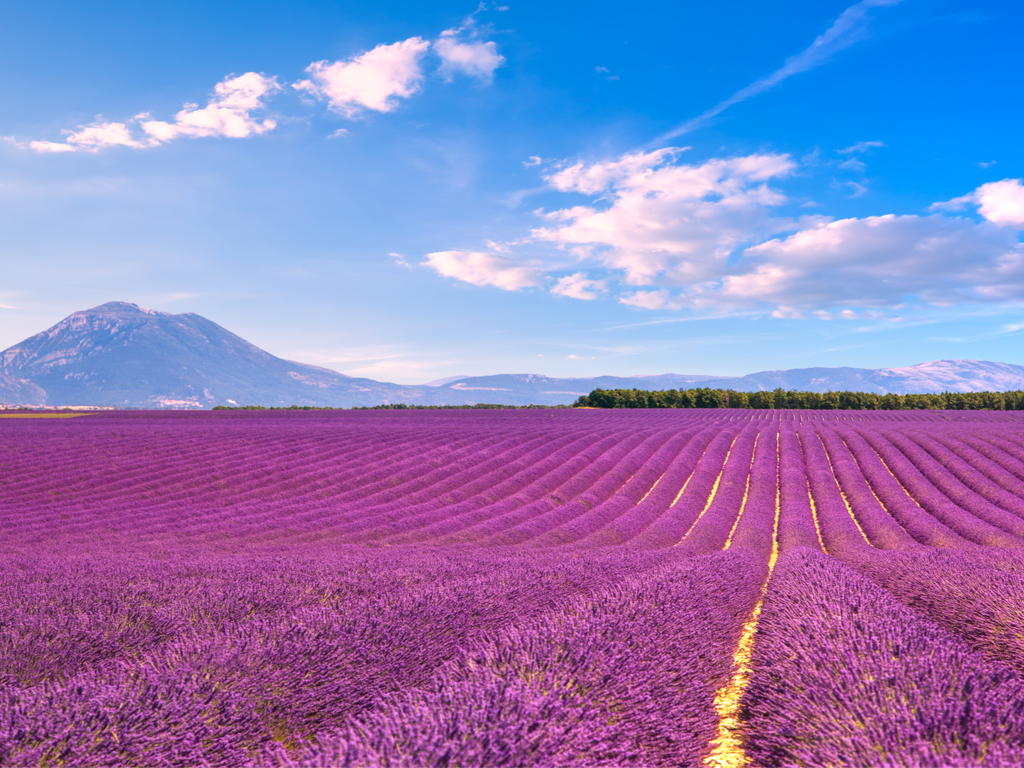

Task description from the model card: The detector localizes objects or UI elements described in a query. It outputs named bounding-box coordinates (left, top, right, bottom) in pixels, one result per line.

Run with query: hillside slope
left=0, top=302, right=425, bottom=408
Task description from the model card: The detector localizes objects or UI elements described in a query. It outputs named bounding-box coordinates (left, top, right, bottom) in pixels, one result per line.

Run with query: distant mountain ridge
left=2, top=302, right=1023, bottom=408
left=0, top=302, right=424, bottom=408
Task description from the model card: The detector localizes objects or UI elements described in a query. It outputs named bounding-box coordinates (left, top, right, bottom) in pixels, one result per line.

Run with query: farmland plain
left=2, top=409, right=1023, bottom=767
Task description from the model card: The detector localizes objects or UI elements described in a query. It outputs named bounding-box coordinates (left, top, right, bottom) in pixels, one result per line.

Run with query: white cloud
left=551, top=272, right=607, bottom=300
left=534, top=149, right=797, bottom=285
left=295, top=38, right=430, bottom=117
left=619, top=290, right=681, bottom=310
left=29, top=140, right=78, bottom=153
left=424, top=250, right=542, bottom=290
left=838, top=157, right=866, bottom=173
left=838, top=140, right=886, bottom=154
left=435, top=31, right=504, bottom=82
left=734, top=214, right=1024, bottom=308
left=934, top=179, right=1024, bottom=229
left=975, top=180, right=1024, bottom=228
left=33, top=120, right=145, bottom=152
left=141, top=72, right=281, bottom=142
left=26, top=73, right=280, bottom=152
left=428, top=153, right=1024, bottom=314
left=533, top=160, right=1024, bottom=313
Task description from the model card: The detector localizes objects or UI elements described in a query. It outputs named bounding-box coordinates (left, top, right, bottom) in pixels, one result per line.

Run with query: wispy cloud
left=838, top=140, right=886, bottom=154
left=652, top=0, right=903, bottom=144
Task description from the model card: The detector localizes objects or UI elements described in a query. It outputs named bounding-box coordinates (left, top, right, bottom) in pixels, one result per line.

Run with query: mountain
left=2, top=302, right=1023, bottom=408
left=0, top=302, right=427, bottom=408
left=428, top=362, right=1024, bottom=403
left=0, top=372, right=46, bottom=404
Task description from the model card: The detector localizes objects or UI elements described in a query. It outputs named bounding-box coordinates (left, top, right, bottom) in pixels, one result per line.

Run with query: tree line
left=572, top=387, right=1024, bottom=411
left=211, top=403, right=570, bottom=411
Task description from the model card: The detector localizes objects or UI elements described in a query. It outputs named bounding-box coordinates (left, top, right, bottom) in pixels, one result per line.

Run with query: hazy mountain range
left=2, top=302, right=1024, bottom=408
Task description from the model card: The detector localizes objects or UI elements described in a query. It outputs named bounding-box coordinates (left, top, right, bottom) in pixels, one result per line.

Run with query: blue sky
left=2, top=0, right=1022, bottom=383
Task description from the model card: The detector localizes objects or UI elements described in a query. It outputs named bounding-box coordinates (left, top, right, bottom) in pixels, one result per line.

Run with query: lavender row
left=726, top=424, right=779, bottom=559
left=797, top=426, right=873, bottom=554
left=257, top=549, right=765, bottom=768
left=629, top=426, right=741, bottom=548
left=841, top=546, right=1024, bottom=669
left=877, top=428, right=1024, bottom=542
left=580, top=424, right=721, bottom=547
left=677, top=423, right=762, bottom=554
left=377, top=428, right=680, bottom=545
left=776, top=424, right=824, bottom=551
left=815, top=426, right=920, bottom=550
left=528, top=427, right=703, bottom=547
left=906, top=430, right=1024, bottom=520
left=475, top=430, right=665, bottom=547
left=330, top=429, right=590, bottom=540
left=0, top=547, right=678, bottom=767
left=413, top=428, right=656, bottom=545
left=439, top=429, right=652, bottom=545
left=831, top=426, right=970, bottom=548
left=853, top=427, right=1021, bottom=547
left=742, top=548, right=1024, bottom=767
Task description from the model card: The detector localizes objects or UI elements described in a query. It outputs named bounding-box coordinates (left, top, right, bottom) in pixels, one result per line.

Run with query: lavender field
left=2, top=409, right=1024, bottom=767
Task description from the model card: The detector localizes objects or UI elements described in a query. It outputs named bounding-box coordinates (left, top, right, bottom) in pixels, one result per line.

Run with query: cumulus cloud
left=423, top=250, right=542, bottom=290
left=551, top=272, right=607, bottom=300
left=429, top=144, right=1024, bottom=315
left=933, top=179, right=1024, bottom=229
left=25, top=73, right=280, bottom=152
left=295, top=38, right=430, bottom=117
left=435, top=30, right=504, bottom=82
left=24, top=25, right=503, bottom=152
left=141, top=73, right=281, bottom=142
left=534, top=149, right=797, bottom=286
left=30, top=121, right=144, bottom=153
left=732, top=214, right=1024, bottom=308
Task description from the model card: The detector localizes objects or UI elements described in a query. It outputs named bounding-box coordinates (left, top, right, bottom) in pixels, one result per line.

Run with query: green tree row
left=211, top=403, right=570, bottom=411
left=572, top=387, right=1024, bottom=411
